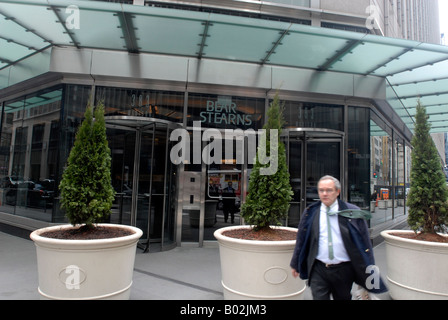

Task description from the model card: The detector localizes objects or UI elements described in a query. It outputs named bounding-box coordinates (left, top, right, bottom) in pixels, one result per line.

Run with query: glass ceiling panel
left=427, top=106, right=448, bottom=115
left=133, top=15, right=204, bottom=56
left=377, top=49, right=448, bottom=76
left=386, top=83, right=414, bottom=127
left=403, top=94, right=448, bottom=108
left=4, top=88, right=62, bottom=113
left=0, top=13, right=46, bottom=50
left=388, top=59, right=448, bottom=85
left=23, top=96, right=61, bottom=111
left=427, top=120, right=448, bottom=127
left=0, top=2, right=71, bottom=45
left=205, top=22, right=280, bottom=62
left=370, top=121, right=387, bottom=136
left=0, top=38, right=33, bottom=62
left=71, top=9, right=125, bottom=49
left=392, top=79, right=448, bottom=100
left=4, top=100, right=24, bottom=112
left=331, top=42, right=405, bottom=74
left=269, top=31, right=349, bottom=68
left=425, top=114, right=448, bottom=122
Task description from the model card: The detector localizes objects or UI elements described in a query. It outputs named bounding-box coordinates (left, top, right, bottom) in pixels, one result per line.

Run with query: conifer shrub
left=241, top=94, right=293, bottom=231
left=59, top=101, right=115, bottom=227
left=407, top=101, right=448, bottom=234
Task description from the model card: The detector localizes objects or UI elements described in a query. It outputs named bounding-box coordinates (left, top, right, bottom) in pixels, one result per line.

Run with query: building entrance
left=105, top=116, right=180, bottom=252
left=283, top=128, right=344, bottom=227
left=178, top=133, right=248, bottom=246
left=178, top=128, right=344, bottom=244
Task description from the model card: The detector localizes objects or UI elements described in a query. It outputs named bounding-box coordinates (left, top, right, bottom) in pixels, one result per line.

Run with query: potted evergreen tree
left=30, top=101, right=142, bottom=300
left=381, top=101, right=448, bottom=299
left=214, top=94, right=306, bottom=300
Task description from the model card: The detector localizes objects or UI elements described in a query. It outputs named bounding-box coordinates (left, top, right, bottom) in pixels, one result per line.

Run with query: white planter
left=381, top=230, right=448, bottom=300
left=30, top=223, right=142, bottom=300
left=214, top=225, right=306, bottom=300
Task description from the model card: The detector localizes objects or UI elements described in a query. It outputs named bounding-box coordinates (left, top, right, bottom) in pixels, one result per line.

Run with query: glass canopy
left=1, top=0, right=448, bottom=132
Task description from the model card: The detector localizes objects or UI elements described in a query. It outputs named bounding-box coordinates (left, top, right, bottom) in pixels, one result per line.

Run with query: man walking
left=290, top=175, right=387, bottom=300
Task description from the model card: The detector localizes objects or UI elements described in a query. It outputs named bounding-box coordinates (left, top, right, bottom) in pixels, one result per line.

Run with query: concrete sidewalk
left=0, top=230, right=391, bottom=300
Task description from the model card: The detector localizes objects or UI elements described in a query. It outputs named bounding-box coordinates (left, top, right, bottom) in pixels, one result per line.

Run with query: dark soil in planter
left=40, top=225, right=134, bottom=240
left=223, top=227, right=297, bottom=241
left=391, top=232, right=448, bottom=243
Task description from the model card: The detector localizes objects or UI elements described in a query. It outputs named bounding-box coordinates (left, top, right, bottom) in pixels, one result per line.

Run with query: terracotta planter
left=381, top=230, right=448, bottom=300
left=30, top=223, right=142, bottom=300
left=214, top=225, right=306, bottom=300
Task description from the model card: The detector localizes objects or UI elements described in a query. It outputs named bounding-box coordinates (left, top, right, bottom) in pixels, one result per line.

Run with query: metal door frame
left=282, top=128, right=345, bottom=215
left=105, top=116, right=181, bottom=252
left=176, top=130, right=248, bottom=247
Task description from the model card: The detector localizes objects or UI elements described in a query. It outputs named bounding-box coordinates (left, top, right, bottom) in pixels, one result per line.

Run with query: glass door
left=107, top=117, right=178, bottom=252
left=108, top=128, right=135, bottom=226
left=287, top=138, right=302, bottom=227
left=179, top=134, right=247, bottom=245
left=135, top=123, right=177, bottom=250
left=305, top=139, right=341, bottom=206
left=284, top=129, right=343, bottom=226
left=203, top=136, right=247, bottom=241
left=134, top=128, right=153, bottom=242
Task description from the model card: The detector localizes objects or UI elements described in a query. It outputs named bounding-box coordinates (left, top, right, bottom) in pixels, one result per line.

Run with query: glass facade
left=346, top=106, right=410, bottom=227
left=0, top=86, right=63, bottom=220
left=283, top=101, right=344, bottom=131
left=0, top=82, right=411, bottom=248
left=351, top=108, right=409, bottom=227
left=97, top=87, right=184, bottom=123
left=347, top=107, right=370, bottom=210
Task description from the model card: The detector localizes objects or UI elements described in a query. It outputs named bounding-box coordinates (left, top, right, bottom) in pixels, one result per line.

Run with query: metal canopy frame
left=1, top=0, right=448, bottom=133
left=116, top=11, right=140, bottom=54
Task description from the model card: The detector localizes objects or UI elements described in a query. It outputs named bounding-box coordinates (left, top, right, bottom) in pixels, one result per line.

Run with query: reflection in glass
left=283, top=100, right=344, bottom=131
left=0, top=86, right=63, bottom=221
left=96, top=86, right=184, bottom=123
left=370, top=113, right=397, bottom=226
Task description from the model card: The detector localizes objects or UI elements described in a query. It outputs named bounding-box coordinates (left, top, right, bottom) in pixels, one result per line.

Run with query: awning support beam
left=364, top=47, right=415, bottom=76
left=197, top=20, right=212, bottom=59
left=261, top=27, right=291, bottom=65
left=116, top=11, right=140, bottom=54
left=318, top=39, right=362, bottom=72
left=48, top=6, right=80, bottom=48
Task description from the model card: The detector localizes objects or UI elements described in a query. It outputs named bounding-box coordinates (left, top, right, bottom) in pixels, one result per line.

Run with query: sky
left=440, top=0, right=448, bottom=43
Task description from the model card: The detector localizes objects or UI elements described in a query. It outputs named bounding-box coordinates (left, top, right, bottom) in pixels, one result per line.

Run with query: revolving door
left=106, top=116, right=180, bottom=252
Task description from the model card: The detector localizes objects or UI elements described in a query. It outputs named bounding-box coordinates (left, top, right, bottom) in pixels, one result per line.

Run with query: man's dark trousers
left=309, top=260, right=355, bottom=300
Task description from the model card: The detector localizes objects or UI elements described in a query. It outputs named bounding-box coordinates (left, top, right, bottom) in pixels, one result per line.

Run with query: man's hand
left=291, top=269, right=299, bottom=278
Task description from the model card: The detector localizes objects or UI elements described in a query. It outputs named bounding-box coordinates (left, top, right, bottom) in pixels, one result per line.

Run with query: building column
left=310, top=0, right=321, bottom=27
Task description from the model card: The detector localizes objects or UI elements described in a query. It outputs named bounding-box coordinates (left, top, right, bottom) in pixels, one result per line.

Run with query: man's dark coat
left=290, top=199, right=388, bottom=294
